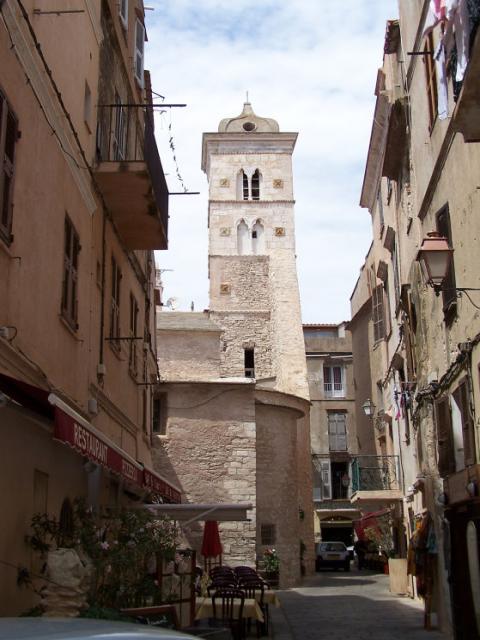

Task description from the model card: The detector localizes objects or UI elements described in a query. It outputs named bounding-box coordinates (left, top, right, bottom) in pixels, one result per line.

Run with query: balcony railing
left=94, top=106, right=169, bottom=250
left=351, top=456, right=400, bottom=493
left=324, top=382, right=345, bottom=398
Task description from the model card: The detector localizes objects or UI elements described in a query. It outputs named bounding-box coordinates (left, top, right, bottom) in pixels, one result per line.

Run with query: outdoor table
left=195, top=596, right=264, bottom=623
left=261, top=590, right=280, bottom=607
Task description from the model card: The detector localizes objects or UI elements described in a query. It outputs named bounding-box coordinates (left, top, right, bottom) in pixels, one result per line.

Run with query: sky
left=145, top=0, right=399, bottom=323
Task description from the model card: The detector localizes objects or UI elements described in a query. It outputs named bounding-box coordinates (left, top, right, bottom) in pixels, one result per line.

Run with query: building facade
left=304, top=324, right=365, bottom=547
left=351, top=1, right=480, bottom=636
left=153, top=102, right=314, bottom=586
left=0, top=0, right=179, bottom=615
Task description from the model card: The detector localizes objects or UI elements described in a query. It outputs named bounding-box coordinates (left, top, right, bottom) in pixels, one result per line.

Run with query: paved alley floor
left=271, top=569, right=447, bottom=640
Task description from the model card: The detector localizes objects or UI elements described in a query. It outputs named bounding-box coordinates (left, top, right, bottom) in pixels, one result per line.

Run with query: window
left=434, top=396, right=455, bottom=477
left=252, top=220, right=265, bottom=254
left=323, top=365, right=344, bottom=397
left=110, top=256, right=121, bottom=345
left=83, top=82, right=92, bottom=132
left=377, top=188, right=384, bottom=231
left=61, top=216, right=80, bottom=329
left=331, top=461, right=349, bottom=498
left=436, top=204, right=457, bottom=321
left=372, top=284, right=385, bottom=342
left=424, top=32, right=438, bottom=130
left=242, top=170, right=249, bottom=200
left=134, top=19, right=145, bottom=87
left=237, top=220, right=249, bottom=255
left=328, top=412, right=347, bottom=451
left=244, top=348, right=255, bottom=378
left=129, top=293, right=139, bottom=375
left=260, top=524, right=276, bottom=545
left=152, top=393, right=167, bottom=435
left=113, top=92, right=127, bottom=160
left=251, top=169, right=261, bottom=200
left=119, top=0, right=128, bottom=28
left=0, top=90, right=17, bottom=244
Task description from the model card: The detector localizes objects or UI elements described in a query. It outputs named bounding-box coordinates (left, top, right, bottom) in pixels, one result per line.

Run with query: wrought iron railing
left=351, top=455, right=400, bottom=493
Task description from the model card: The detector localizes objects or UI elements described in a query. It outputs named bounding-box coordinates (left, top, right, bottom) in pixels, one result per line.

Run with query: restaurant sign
left=143, top=468, right=181, bottom=504
left=53, top=407, right=142, bottom=485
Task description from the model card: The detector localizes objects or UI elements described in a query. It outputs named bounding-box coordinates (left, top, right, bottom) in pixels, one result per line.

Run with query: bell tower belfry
left=202, top=102, right=309, bottom=400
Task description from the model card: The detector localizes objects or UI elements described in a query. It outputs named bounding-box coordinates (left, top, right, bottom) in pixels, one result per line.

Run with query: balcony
left=94, top=108, right=169, bottom=250
left=350, top=456, right=403, bottom=505
left=444, top=464, right=480, bottom=505
left=453, top=16, right=480, bottom=141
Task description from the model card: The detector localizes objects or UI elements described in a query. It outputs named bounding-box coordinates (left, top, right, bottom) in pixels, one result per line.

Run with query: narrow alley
left=272, top=570, right=446, bottom=640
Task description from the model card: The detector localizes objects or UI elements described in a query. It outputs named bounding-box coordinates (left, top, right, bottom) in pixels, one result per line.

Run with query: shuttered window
left=0, top=90, right=17, bottom=245
left=134, top=19, right=145, bottom=87
left=372, top=285, right=385, bottom=342
left=328, top=412, right=347, bottom=451
left=437, top=205, right=457, bottom=321
left=61, top=216, right=80, bottom=329
left=434, top=396, right=456, bottom=477
left=453, top=379, right=476, bottom=467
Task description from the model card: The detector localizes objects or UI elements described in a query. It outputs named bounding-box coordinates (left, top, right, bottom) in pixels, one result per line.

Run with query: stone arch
left=237, top=219, right=249, bottom=254
left=252, top=219, right=265, bottom=255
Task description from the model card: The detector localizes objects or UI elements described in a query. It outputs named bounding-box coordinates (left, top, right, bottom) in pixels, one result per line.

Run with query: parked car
left=315, top=541, right=350, bottom=571
left=0, top=618, right=200, bottom=640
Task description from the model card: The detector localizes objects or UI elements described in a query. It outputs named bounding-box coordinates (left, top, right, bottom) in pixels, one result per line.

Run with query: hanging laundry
left=446, top=0, right=471, bottom=81
left=424, top=0, right=447, bottom=36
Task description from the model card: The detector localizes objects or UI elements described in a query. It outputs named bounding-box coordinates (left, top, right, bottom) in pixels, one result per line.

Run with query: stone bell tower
left=201, top=102, right=309, bottom=401
left=201, top=103, right=313, bottom=586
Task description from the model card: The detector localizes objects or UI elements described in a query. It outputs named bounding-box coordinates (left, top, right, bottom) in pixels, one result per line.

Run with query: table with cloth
left=195, top=596, right=264, bottom=623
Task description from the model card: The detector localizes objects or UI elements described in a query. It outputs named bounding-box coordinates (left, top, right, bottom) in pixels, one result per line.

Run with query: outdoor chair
left=211, top=588, right=245, bottom=640
left=234, top=566, right=257, bottom=577
left=208, top=578, right=238, bottom=595
left=238, top=579, right=267, bottom=637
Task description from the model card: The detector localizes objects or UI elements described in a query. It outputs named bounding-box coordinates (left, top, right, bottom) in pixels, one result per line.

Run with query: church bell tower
left=202, top=102, right=309, bottom=401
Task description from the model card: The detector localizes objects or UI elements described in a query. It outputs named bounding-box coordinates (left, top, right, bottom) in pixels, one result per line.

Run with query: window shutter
left=435, top=397, right=456, bottom=477
left=320, top=460, right=331, bottom=499
left=453, top=380, right=476, bottom=467
left=134, top=20, right=145, bottom=87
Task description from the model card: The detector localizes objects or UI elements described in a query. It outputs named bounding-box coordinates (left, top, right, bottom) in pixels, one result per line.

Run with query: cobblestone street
left=271, top=569, right=448, bottom=640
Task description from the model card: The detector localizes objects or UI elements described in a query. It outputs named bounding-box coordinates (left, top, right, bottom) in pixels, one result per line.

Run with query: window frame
left=244, top=348, right=255, bottom=378
left=134, top=19, right=145, bottom=88
left=110, top=256, right=122, bottom=347
left=152, top=393, right=167, bottom=435
left=129, top=292, right=139, bottom=376
left=260, top=523, right=276, bottom=546
left=61, top=215, right=80, bottom=330
left=0, top=89, right=18, bottom=245
left=372, top=284, right=386, bottom=342
left=327, top=412, right=348, bottom=452
left=323, top=364, right=345, bottom=398
left=119, top=0, right=128, bottom=30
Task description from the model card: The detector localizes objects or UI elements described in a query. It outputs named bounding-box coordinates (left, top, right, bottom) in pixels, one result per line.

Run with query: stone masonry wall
left=152, top=383, right=257, bottom=566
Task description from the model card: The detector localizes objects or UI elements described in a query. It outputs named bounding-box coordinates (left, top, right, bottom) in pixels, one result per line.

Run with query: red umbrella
left=201, top=520, right=223, bottom=558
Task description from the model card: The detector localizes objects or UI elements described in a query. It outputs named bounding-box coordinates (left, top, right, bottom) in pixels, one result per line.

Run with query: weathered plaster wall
left=157, top=330, right=222, bottom=380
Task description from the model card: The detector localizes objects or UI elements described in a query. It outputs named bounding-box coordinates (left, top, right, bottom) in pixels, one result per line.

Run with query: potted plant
left=263, top=548, right=279, bottom=587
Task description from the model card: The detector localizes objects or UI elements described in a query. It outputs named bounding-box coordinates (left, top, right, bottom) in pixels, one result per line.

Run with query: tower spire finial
left=246, top=90, right=249, bottom=103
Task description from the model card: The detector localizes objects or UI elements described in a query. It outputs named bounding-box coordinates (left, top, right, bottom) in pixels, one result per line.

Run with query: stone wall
left=152, top=383, right=257, bottom=566
left=157, top=330, right=222, bottom=380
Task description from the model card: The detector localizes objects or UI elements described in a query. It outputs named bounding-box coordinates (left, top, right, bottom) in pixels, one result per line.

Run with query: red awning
left=143, top=467, right=181, bottom=504
left=50, top=394, right=181, bottom=503
left=0, top=372, right=54, bottom=419
left=53, top=406, right=143, bottom=485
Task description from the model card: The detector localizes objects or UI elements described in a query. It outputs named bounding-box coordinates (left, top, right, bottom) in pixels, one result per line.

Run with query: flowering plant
left=263, top=548, right=279, bottom=573
left=24, top=498, right=178, bottom=610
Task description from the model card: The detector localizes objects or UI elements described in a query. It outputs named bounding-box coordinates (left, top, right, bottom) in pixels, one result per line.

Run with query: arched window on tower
left=252, top=220, right=265, bottom=255
left=237, top=220, right=249, bottom=255
left=242, top=171, right=249, bottom=200
left=251, top=169, right=261, bottom=200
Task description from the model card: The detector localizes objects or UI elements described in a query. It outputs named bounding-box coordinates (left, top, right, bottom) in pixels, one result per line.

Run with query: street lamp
left=416, top=232, right=480, bottom=303
left=416, top=232, right=453, bottom=293
left=362, top=398, right=376, bottom=417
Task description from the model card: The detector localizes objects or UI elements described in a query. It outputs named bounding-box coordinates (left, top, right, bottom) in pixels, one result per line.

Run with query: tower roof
left=218, top=102, right=280, bottom=133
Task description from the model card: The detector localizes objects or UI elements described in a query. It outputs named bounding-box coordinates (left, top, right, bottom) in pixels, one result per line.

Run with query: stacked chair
left=206, top=566, right=270, bottom=638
